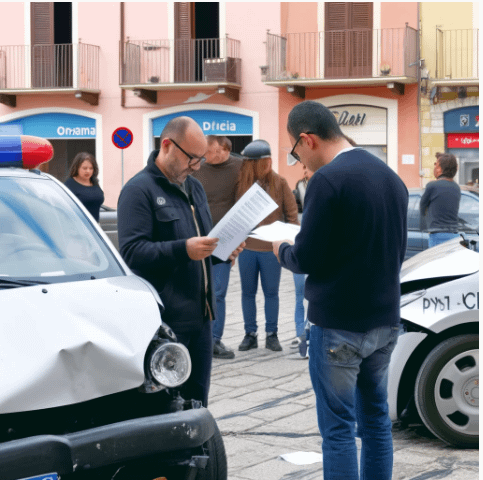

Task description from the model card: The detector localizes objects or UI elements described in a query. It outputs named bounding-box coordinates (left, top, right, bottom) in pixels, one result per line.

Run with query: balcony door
left=31, top=2, right=72, bottom=88
left=174, top=2, right=219, bottom=83
left=325, top=2, right=373, bottom=79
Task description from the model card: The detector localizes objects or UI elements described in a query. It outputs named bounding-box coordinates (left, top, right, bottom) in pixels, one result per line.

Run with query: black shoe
left=266, top=332, right=282, bottom=351
left=213, top=340, right=235, bottom=359
left=238, top=333, right=258, bottom=351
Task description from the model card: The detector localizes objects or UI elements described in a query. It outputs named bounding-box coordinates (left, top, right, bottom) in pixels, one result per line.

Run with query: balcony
left=120, top=37, right=242, bottom=103
left=434, top=28, right=479, bottom=87
left=262, top=26, right=418, bottom=97
left=0, top=43, right=100, bottom=107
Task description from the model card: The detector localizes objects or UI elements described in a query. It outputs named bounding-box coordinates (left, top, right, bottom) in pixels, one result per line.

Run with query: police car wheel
left=415, top=334, right=479, bottom=448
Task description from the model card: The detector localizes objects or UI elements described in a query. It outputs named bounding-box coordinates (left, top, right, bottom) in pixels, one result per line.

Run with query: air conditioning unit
left=204, top=57, right=239, bottom=84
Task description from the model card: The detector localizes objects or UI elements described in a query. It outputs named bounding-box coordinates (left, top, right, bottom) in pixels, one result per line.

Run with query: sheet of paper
left=279, top=451, right=322, bottom=465
left=208, top=182, right=278, bottom=261
left=249, top=221, right=300, bottom=243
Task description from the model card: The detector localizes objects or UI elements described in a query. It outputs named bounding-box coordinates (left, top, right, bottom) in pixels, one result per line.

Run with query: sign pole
left=112, top=127, right=133, bottom=189
left=121, top=149, right=124, bottom=188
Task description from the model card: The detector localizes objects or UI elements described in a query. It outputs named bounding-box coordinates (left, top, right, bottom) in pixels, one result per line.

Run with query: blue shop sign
left=444, top=106, right=479, bottom=133
left=0, top=113, right=96, bottom=138
left=152, top=110, right=253, bottom=137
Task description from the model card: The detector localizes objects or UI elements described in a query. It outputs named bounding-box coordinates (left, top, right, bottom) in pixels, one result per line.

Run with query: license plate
left=18, top=474, right=58, bottom=480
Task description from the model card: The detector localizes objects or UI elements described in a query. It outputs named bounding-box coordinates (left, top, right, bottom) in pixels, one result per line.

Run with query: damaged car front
left=0, top=136, right=226, bottom=480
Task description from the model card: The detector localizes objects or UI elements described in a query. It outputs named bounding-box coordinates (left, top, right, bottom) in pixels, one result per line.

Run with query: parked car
left=0, top=136, right=227, bottom=480
left=99, top=204, right=118, bottom=250
left=388, top=235, right=479, bottom=447
left=406, top=187, right=479, bottom=259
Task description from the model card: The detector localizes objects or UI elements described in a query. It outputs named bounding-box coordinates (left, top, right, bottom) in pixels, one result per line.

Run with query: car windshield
left=0, top=176, right=124, bottom=284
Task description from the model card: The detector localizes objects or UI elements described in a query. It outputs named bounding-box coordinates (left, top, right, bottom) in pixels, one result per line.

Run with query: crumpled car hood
left=0, top=276, right=162, bottom=413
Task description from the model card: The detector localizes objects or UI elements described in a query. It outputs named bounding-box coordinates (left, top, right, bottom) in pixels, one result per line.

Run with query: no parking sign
left=112, top=127, right=133, bottom=186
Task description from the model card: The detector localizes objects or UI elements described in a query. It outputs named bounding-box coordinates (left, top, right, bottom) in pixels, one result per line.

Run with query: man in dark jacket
left=118, top=116, right=242, bottom=407
left=273, top=101, right=408, bottom=480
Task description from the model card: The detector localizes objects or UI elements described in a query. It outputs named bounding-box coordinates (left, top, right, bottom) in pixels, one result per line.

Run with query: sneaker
left=265, top=332, right=283, bottom=351
left=298, top=337, right=308, bottom=358
left=213, top=340, right=235, bottom=359
left=238, top=333, right=258, bottom=351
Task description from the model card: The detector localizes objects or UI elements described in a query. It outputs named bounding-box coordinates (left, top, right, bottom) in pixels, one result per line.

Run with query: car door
left=458, top=192, right=479, bottom=232
left=406, top=193, right=424, bottom=259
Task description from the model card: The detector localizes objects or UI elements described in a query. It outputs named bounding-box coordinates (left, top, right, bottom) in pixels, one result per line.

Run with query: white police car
left=388, top=235, right=479, bottom=448
left=0, top=136, right=226, bottom=480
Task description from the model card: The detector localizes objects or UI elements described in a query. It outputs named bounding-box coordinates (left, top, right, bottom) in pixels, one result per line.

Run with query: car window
left=0, top=176, right=125, bottom=283
left=407, top=194, right=421, bottom=230
left=458, top=194, right=479, bottom=231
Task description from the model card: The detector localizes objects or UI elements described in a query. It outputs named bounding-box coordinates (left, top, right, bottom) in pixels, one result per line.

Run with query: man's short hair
left=206, top=135, right=219, bottom=146
left=438, top=153, right=458, bottom=178
left=218, top=136, right=232, bottom=152
left=287, top=100, right=343, bottom=141
left=160, top=116, right=191, bottom=143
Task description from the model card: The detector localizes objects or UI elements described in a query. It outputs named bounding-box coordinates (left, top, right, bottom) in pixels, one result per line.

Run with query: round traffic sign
left=112, top=127, right=133, bottom=149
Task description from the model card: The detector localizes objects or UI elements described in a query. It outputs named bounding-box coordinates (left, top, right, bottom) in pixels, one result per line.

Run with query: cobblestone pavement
left=208, top=266, right=479, bottom=480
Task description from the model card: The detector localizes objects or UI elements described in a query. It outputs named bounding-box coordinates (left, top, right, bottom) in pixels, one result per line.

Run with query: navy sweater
left=64, top=177, right=104, bottom=222
left=279, top=149, right=408, bottom=332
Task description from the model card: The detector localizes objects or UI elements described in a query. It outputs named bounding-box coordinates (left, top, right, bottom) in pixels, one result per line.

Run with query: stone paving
left=208, top=266, right=479, bottom=480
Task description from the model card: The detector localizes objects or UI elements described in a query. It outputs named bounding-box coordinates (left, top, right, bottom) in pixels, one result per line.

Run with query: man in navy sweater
left=273, top=101, right=408, bottom=480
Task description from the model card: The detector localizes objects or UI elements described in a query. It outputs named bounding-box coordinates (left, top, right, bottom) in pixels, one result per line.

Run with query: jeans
left=428, top=232, right=459, bottom=248
left=175, top=319, right=213, bottom=408
left=212, top=261, right=232, bottom=341
left=293, top=273, right=306, bottom=337
left=238, top=249, right=282, bottom=334
left=309, top=325, right=399, bottom=480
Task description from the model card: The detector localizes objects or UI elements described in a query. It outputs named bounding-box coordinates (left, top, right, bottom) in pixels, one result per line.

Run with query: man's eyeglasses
left=288, top=132, right=314, bottom=164
left=169, top=138, right=206, bottom=167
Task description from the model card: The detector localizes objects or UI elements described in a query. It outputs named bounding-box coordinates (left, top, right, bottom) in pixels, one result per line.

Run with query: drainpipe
left=417, top=5, right=423, bottom=188
left=120, top=2, right=125, bottom=107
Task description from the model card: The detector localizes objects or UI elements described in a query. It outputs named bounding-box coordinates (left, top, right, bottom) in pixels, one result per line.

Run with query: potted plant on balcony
left=380, top=64, right=391, bottom=76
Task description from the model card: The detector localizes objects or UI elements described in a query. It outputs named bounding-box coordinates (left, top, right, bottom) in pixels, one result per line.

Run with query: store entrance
left=40, top=139, right=96, bottom=181
left=448, top=148, right=479, bottom=185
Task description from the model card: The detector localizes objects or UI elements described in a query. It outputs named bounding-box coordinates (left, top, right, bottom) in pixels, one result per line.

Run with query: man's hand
left=228, top=241, right=245, bottom=264
left=273, top=239, right=293, bottom=261
left=186, top=237, right=219, bottom=260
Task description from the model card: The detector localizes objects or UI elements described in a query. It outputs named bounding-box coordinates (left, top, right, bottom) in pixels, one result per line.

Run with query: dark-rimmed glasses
left=169, top=138, right=206, bottom=167
left=289, top=131, right=314, bottom=163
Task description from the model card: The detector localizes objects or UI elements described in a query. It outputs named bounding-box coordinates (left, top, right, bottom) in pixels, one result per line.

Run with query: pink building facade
left=0, top=2, right=421, bottom=207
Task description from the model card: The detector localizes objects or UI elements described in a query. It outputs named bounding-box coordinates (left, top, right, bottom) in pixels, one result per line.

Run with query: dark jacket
left=279, top=148, right=408, bottom=333
left=117, top=151, right=216, bottom=334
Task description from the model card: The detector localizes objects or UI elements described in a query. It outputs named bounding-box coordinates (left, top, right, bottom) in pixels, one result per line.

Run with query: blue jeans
left=309, top=325, right=399, bottom=480
left=238, top=249, right=282, bottom=333
left=428, top=232, right=459, bottom=248
left=293, top=273, right=306, bottom=337
left=212, top=261, right=232, bottom=341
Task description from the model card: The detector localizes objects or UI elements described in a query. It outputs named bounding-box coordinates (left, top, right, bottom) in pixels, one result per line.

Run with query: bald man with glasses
left=118, top=116, right=243, bottom=407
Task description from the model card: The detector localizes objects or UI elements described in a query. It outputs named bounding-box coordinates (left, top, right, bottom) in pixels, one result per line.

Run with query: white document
left=208, top=182, right=278, bottom=261
left=279, top=451, right=323, bottom=465
left=249, top=221, right=300, bottom=243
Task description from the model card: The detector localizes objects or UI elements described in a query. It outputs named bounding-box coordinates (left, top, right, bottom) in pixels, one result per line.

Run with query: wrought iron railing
left=264, top=26, right=418, bottom=82
left=436, top=28, right=479, bottom=80
left=0, top=43, right=99, bottom=90
left=120, top=37, right=241, bottom=85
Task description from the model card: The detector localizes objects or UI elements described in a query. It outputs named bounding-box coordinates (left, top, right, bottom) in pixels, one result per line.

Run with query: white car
left=0, top=136, right=226, bottom=480
left=388, top=236, right=479, bottom=448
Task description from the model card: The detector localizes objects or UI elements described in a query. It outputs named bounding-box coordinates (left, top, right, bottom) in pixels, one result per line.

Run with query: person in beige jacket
left=236, top=140, right=299, bottom=352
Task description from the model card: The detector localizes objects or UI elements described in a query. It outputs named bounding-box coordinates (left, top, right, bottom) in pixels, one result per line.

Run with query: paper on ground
left=279, top=451, right=322, bottom=465
left=208, top=182, right=278, bottom=261
left=249, top=221, right=300, bottom=243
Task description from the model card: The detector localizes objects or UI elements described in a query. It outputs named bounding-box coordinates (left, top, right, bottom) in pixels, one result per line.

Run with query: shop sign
left=152, top=110, right=253, bottom=137
left=444, top=106, right=479, bottom=133
left=0, top=113, right=96, bottom=138
left=447, top=132, right=479, bottom=149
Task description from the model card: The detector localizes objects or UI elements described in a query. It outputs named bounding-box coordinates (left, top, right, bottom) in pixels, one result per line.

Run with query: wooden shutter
left=31, top=2, right=55, bottom=87
left=325, top=3, right=350, bottom=78
left=325, top=2, right=373, bottom=79
left=174, top=2, right=194, bottom=82
left=350, top=2, right=373, bottom=77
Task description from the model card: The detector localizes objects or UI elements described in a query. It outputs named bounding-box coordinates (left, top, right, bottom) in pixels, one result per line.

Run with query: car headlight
left=400, top=289, right=426, bottom=308
left=150, top=342, right=191, bottom=388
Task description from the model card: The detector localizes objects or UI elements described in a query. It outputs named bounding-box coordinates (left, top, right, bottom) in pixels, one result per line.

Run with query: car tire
left=414, top=334, right=479, bottom=448
left=196, top=422, right=227, bottom=480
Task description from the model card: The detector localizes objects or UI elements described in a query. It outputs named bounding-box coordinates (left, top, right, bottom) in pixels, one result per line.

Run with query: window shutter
left=174, top=2, right=194, bottom=82
left=31, top=2, right=55, bottom=87
left=350, top=3, right=373, bottom=77
left=325, top=3, right=350, bottom=78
